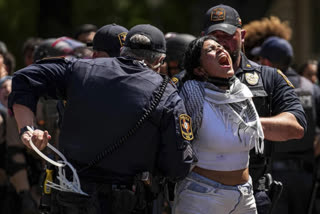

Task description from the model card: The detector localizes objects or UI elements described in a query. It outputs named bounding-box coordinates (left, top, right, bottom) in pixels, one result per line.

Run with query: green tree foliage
left=0, top=0, right=39, bottom=68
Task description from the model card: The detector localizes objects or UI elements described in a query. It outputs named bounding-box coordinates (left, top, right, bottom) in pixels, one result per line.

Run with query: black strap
left=79, top=75, right=170, bottom=173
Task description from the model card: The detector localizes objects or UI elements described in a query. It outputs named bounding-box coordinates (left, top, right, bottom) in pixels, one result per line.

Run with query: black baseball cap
left=124, top=24, right=166, bottom=53
left=92, top=24, right=128, bottom=57
left=203, top=4, right=242, bottom=35
left=251, top=36, right=293, bottom=65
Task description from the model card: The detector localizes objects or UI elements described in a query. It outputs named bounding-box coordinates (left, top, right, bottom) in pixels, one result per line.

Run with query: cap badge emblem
left=118, top=32, right=127, bottom=47
left=245, top=72, right=259, bottom=85
left=211, top=8, right=226, bottom=22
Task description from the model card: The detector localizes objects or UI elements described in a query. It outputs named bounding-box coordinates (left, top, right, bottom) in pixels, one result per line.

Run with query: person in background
left=252, top=36, right=320, bottom=214
left=0, top=43, right=8, bottom=203
left=22, top=37, right=43, bottom=66
left=0, top=76, right=40, bottom=214
left=243, top=16, right=292, bottom=62
left=298, top=59, right=318, bottom=84
left=201, top=4, right=306, bottom=214
left=92, top=23, right=128, bottom=58
left=0, top=76, right=11, bottom=213
left=74, top=23, right=98, bottom=44
left=3, top=52, right=15, bottom=76
left=0, top=43, right=8, bottom=78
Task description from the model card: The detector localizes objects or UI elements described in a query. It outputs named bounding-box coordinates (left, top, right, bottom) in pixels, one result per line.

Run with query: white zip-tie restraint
left=26, top=126, right=88, bottom=195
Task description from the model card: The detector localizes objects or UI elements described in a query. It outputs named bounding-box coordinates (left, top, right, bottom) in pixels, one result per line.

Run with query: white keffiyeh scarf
left=180, top=78, right=264, bottom=154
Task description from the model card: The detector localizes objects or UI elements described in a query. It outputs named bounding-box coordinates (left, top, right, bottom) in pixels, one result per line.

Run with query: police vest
left=272, top=76, right=316, bottom=160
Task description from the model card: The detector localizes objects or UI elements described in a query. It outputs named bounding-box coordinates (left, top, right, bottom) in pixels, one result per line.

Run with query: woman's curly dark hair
left=182, top=35, right=218, bottom=82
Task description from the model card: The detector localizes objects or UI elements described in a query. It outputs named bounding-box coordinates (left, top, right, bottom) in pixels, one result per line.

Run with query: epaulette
left=169, top=77, right=178, bottom=88
left=35, top=56, right=71, bottom=64
left=276, top=69, right=295, bottom=88
left=171, top=76, right=179, bottom=85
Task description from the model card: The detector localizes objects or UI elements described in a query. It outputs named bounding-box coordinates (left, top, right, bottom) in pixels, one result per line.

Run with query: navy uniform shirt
left=236, top=53, right=306, bottom=130
left=236, top=53, right=307, bottom=181
left=9, top=56, right=193, bottom=183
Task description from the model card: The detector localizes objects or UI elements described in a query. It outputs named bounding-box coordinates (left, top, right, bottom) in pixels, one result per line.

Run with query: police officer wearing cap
left=252, top=36, right=320, bottom=214
left=8, top=24, right=194, bottom=214
left=92, top=23, right=128, bottom=58
left=201, top=4, right=307, bottom=214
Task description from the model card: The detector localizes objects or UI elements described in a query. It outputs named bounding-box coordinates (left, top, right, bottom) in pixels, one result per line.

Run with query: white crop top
left=193, top=100, right=255, bottom=171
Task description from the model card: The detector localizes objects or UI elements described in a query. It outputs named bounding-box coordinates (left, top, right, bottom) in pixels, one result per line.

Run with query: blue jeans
left=173, top=172, right=257, bottom=214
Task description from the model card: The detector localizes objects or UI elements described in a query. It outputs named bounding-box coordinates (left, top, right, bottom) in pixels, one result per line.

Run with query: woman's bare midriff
left=192, top=166, right=249, bottom=186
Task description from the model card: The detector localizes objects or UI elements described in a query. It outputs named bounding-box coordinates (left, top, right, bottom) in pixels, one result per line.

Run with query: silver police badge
left=245, top=72, right=259, bottom=85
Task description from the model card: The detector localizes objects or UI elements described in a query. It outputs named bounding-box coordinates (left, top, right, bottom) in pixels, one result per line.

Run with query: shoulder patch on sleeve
left=276, top=69, right=295, bottom=88
left=179, top=114, right=194, bottom=140
left=171, top=77, right=179, bottom=85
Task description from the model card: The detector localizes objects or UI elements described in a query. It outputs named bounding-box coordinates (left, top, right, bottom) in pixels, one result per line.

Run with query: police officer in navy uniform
left=252, top=36, right=320, bottom=214
left=201, top=4, right=307, bottom=214
left=8, top=24, right=194, bottom=214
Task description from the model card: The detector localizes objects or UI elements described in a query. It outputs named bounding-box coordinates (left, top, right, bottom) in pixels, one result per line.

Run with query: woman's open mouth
left=218, top=53, right=231, bottom=68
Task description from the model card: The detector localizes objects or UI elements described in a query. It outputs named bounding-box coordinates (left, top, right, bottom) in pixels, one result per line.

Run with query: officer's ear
left=152, top=55, right=166, bottom=72
left=240, top=29, right=246, bottom=44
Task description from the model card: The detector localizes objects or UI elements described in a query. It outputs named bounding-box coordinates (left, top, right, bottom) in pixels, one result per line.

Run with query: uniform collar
left=235, top=52, right=260, bottom=75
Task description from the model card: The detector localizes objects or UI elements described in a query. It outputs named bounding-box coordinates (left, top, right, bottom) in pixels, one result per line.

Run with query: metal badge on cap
left=211, top=8, right=226, bottom=21
left=118, top=32, right=127, bottom=47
